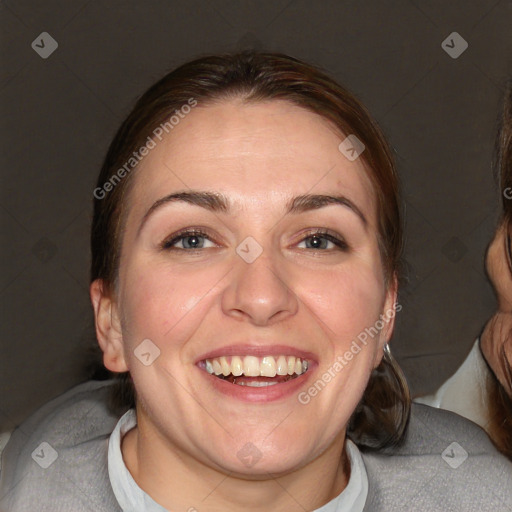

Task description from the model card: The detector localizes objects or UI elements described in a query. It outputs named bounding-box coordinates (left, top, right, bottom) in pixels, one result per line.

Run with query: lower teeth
left=215, top=373, right=299, bottom=386
left=234, top=380, right=279, bottom=387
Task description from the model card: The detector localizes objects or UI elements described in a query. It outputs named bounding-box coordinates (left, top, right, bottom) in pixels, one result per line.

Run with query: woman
left=416, top=85, right=512, bottom=460
left=1, top=51, right=510, bottom=512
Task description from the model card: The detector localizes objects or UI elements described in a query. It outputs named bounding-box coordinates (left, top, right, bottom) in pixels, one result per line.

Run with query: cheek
left=118, top=259, right=224, bottom=354
left=296, top=259, right=386, bottom=347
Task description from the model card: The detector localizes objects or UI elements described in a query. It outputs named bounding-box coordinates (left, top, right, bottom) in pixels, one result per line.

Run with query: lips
left=195, top=344, right=316, bottom=399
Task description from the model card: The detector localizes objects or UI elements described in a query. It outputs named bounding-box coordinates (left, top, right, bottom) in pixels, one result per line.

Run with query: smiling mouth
left=201, top=355, right=309, bottom=387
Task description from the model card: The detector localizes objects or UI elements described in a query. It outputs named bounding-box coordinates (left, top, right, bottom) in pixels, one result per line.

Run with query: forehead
left=129, top=99, right=376, bottom=220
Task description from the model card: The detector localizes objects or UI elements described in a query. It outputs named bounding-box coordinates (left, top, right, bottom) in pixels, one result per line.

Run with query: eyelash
left=160, top=228, right=349, bottom=252
left=160, top=228, right=215, bottom=251
left=301, top=230, right=349, bottom=251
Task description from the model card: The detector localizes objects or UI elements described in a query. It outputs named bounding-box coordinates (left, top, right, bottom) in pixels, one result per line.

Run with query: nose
left=221, top=248, right=299, bottom=326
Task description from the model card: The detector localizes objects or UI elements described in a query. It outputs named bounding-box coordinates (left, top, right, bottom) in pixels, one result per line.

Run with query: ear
left=90, top=279, right=128, bottom=373
left=373, top=273, right=399, bottom=367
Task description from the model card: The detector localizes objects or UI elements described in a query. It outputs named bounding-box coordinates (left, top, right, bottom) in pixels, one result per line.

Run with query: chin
left=203, top=428, right=320, bottom=477
left=216, top=449, right=309, bottom=478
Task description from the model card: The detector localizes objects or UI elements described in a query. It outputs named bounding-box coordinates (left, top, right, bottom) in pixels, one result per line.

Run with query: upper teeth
left=204, top=355, right=308, bottom=377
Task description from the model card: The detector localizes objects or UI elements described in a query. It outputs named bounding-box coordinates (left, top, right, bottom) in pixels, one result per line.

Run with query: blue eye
left=162, top=230, right=216, bottom=250
left=298, top=232, right=348, bottom=251
left=161, top=229, right=348, bottom=252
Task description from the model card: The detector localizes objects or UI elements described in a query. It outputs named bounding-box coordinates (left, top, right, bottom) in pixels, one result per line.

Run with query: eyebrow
left=138, top=190, right=367, bottom=235
left=288, top=194, right=367, bottom=226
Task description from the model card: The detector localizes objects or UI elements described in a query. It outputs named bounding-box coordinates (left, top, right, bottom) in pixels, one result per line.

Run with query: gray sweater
left=0, top=379, right=511, bottom=512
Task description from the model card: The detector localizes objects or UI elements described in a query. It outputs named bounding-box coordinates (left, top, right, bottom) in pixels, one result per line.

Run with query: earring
left=382, top=343, right=410, bottom=400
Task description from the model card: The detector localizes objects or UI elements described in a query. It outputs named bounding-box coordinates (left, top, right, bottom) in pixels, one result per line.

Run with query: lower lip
left=198, top=366, right=315, bottom=403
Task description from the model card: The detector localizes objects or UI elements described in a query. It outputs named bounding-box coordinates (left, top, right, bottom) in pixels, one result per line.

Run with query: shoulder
left=0, top=379, right=123, bottom=512
left=415, top=339, right=490, bottom=429
left=361, top=403, right=512, bottom=512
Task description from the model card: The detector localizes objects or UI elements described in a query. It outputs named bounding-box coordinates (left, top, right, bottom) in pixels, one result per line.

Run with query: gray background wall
left=1, top=0, right=511, bottom=431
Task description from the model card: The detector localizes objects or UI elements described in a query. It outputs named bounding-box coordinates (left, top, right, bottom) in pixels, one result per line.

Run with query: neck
left=121, top=412, right=350, bottom=512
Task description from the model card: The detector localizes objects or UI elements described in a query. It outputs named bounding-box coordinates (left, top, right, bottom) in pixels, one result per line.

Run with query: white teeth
left=243, top=356, right=260, bottom=377
left=276, top=356, right=288, bottom=375
left=204, top=355, right=309, bottom=378
left=212, top=359, right=222, bottom=375
left=231, top=356, right=243, bottom=376
left=219, top=356, right=231, bottom=376
left=287, top=356, right=296, bottom=375
left=260, top=356, right=277, bottom=377
left=236, top=380, right=279, bottom=387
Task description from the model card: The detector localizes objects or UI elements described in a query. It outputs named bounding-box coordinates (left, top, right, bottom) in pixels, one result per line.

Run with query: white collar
left=108, top=409, right=368, bottom=512
left=414, top=338, right=489, bottom=429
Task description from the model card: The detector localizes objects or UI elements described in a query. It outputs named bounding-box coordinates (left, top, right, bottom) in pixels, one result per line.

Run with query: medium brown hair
left=496, top=81, right=512, bottom=223
left=487, top=358, right=512, bottom=460
left=487, top=82, right=512, bottom=460
left=90, top=51, right=410, bottom=451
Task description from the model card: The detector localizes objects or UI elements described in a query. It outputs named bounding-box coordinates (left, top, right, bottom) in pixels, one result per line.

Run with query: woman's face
left=106, top=99, right=396, bottom=475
